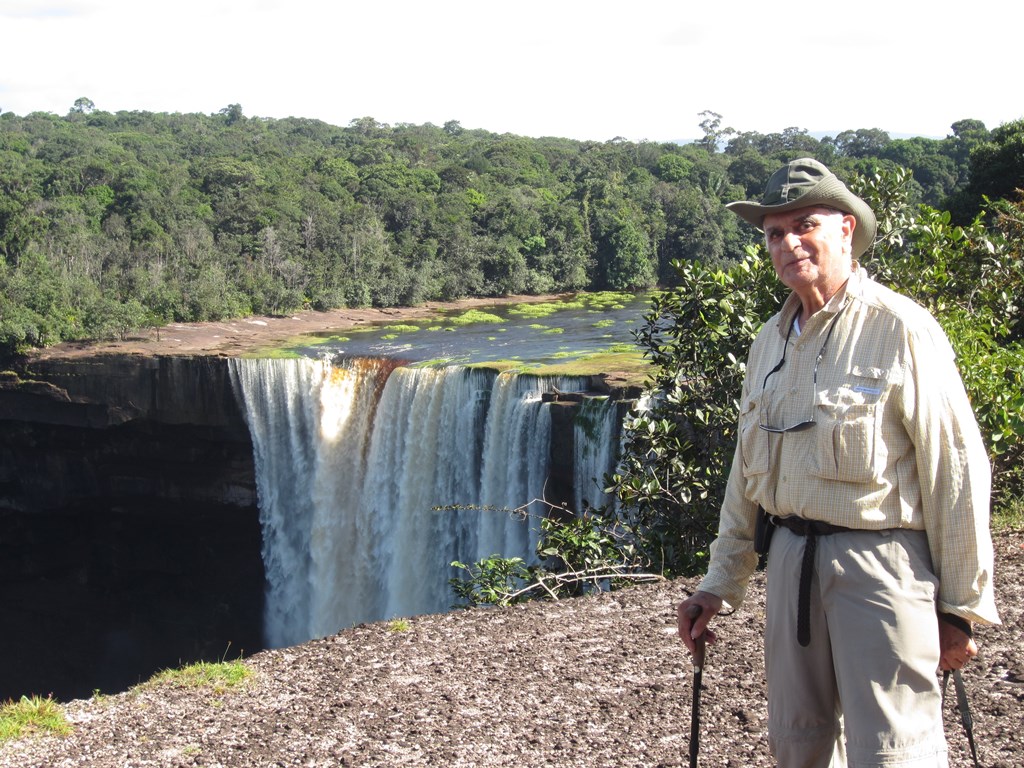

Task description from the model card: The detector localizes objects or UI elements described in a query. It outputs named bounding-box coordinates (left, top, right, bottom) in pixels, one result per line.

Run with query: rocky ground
left=1, top=530, right=1020, bottom=768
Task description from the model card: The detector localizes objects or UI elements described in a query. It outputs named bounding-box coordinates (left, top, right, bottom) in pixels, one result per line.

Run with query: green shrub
left=449, top=503, right=660, bottom=607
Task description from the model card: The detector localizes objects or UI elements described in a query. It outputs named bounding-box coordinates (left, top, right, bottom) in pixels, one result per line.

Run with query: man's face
left=762, top=206, right=855, bottom=298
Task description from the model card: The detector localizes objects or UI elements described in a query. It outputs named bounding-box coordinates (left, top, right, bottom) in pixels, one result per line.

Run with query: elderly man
left=676, top=158, right=999, bottom=767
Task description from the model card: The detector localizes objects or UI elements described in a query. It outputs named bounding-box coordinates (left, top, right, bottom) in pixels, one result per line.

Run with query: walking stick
left=943, top=669, right=981, bottom=768
left=687, top=604, right=707, bottom=768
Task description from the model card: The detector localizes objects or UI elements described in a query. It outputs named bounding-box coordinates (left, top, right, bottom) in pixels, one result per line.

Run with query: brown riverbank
left=29, top=295, right=575, bottom=361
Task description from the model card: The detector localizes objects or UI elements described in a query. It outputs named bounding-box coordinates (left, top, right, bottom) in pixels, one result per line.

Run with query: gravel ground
left=2, top=530, right=1020, bottom=768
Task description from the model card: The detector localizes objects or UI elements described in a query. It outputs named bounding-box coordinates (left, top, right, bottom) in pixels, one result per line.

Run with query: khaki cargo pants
left=765, top=526, right=948, bottom=767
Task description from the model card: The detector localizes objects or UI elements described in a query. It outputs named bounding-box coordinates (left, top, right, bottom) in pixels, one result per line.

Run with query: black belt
left=770, top=516, right=856, bottom=646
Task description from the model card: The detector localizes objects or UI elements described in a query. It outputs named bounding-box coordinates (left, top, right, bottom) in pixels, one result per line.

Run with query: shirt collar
left=777, top=265, right=867, bottom=338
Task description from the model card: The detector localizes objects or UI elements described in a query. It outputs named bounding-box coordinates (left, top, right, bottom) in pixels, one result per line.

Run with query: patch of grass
left=446, top=310, right=504, bottom=326
left=387, top=619, right=411, bottom=632
left=241, top=347, right=303, bottom=359
left=0, top=695, right=72, bottom=742
left=605, top=343, right=642, bottom=354
left=466, top=361, right=521, bottom=373
left=993, top=497, right=1024, bottom=532
left=501, top=346, right=650, bottom=382
left=578, top=291, right=636, bottom=311
left=146, top=659, right=252, bottom=694
left=592, top=318, right=616, bottom=328
left=541, top=327, right=565, bottom=334
left=508, top=302, right=562, bottom=318
left=306, top=326, right=379, bottom=344
left=381, top=324, right=421, bottom=333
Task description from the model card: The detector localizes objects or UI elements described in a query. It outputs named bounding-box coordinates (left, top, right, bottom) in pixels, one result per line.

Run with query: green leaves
left=608, top=250, right=784, bottom=576
left=447, top=504, right=660, bottom=607
left=449, top=557, right=531, bottom=607
left=854, top=166, right=1024, bottom=509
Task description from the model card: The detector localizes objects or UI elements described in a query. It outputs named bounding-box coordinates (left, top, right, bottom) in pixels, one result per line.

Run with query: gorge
left=0, top=344, right=639, bottom=702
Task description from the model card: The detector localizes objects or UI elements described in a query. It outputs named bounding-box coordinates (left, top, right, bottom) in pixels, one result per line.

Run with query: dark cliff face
left=0, top=356, right=265, bottom=702
left=0, top=356, right=638, bottom=702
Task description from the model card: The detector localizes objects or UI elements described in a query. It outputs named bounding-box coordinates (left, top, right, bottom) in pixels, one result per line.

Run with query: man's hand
left=677, top=591, right=724, bottom=655
left=938, top=618, right=978, bottom=671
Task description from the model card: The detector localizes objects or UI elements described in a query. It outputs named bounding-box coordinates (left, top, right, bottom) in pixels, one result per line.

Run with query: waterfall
left=573, top=396, right=621, bottom=512
left=229, top=357, right=612, bottom=648
left=228, top=357, right=391, bottom=647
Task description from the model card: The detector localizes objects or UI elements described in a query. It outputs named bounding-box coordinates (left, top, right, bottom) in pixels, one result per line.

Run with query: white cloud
left=1, top=0, right=1019, bottom=142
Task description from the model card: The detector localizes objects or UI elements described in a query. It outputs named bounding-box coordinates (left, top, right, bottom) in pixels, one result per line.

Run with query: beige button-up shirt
left=699, top=267, right=1000, bottom=625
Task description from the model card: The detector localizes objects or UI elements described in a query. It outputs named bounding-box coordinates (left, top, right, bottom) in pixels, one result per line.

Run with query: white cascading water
left=228, top=357, right=622, bottom=648
left=573, top=396, right=621, bottom=512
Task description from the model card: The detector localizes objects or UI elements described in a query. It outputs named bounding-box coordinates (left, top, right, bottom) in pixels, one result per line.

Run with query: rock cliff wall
left=0, top=356, right=264, bottom=702
left=0, top=356, right=638, bottom=702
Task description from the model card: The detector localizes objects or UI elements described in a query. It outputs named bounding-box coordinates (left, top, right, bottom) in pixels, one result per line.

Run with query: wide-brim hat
left=726, top=157, right=877, bottom=259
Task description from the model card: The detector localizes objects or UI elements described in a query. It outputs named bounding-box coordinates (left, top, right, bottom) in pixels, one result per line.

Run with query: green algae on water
left=446, top=310, right=504, bottom=326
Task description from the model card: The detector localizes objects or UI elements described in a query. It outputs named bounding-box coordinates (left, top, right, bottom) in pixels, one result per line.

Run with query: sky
left=1, top=0, right=1020, bottom=144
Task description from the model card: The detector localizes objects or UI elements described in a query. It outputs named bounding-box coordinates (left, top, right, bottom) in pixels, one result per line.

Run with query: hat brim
left=726, top=175, right=877, bottom=259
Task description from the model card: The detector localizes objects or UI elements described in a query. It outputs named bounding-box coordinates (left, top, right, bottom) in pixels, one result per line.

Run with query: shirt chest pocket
left=809, top=366, right=890, bottom=483
left=738, top=393, right=770, bottom=478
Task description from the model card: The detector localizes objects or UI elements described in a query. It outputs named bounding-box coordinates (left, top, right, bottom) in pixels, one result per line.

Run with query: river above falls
left=290, top=291, right=653, bottom=369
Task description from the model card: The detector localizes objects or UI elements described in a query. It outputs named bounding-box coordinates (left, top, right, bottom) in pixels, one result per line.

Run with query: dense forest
left=1, top=101, right=1022, bottom=358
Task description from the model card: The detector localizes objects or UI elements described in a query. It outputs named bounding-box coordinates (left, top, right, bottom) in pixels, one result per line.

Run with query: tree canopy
left=0, top=103, right=1020, bottom=357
